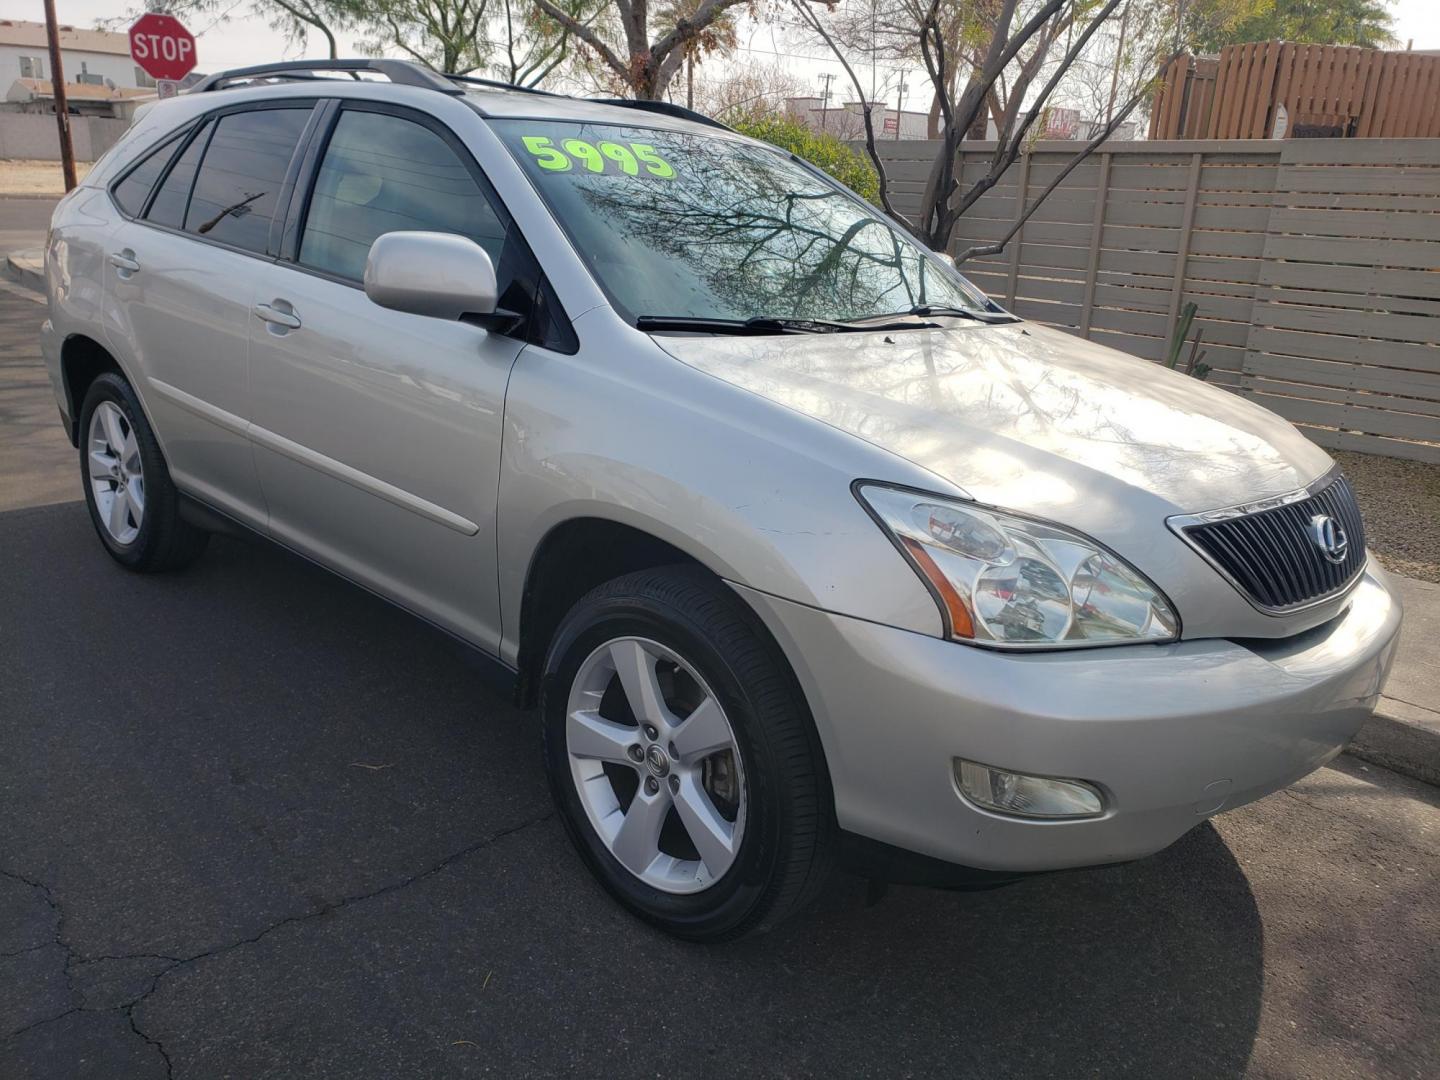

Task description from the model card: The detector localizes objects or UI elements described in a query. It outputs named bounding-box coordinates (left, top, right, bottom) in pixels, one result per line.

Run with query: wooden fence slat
left=1247, top=394, right=1440, bottom=442
left=1309, top=430, right=1440, bottom=465
left=1003, top=152, right=1032, bottom=305
left=1243, top=355, right=1440, bottom=401
left=1078, top=152, right=1111, bottom=335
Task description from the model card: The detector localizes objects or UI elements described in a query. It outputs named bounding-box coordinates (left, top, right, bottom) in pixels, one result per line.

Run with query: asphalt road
left=1, top=201, right=1437, bottom=1079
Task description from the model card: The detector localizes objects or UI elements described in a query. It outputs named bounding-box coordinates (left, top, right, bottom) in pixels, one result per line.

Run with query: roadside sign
left=129, top=13, right=196, bottom=83
left=156, top=79, right=180, bottom=100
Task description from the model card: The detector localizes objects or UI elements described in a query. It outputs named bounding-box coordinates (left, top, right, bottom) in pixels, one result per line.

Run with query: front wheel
left=541, top=566, right=834, bottom=941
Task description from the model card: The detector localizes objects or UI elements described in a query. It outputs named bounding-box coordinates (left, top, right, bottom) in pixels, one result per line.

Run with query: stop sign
left=129, top=13, right=197, bottom=83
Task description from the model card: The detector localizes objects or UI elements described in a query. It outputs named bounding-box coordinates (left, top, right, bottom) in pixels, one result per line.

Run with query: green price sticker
left=521, top=136, right=675, bottom=179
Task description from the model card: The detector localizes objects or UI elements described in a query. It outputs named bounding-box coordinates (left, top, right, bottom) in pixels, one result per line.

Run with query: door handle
left=253, top=301, right=301, bottom=331
left=108, top=250, right=140, bottom=273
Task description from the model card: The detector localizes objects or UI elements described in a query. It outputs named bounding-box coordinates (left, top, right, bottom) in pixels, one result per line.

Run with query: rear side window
left=298, top=109, right=508, bottom=281
left=111, top=131, right=184, bottom=217
left=184, top=108, right=310, bottom=253
left=146, top=120, right=212, bottom=229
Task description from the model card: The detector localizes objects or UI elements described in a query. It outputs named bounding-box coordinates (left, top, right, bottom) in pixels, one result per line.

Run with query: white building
left=0, top=17, right=154, bottom=91
left=784, top=97, right=932, bottom=141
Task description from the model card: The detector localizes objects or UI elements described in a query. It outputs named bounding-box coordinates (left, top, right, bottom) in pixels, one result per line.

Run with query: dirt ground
left=0, top=160, right=93, bottom=196
left=1335, top=449, right=1440, bottom=584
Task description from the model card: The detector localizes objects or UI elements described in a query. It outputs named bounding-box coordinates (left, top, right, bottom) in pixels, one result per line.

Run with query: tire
left=541, top=565, right=834, bottom=941
left=78, top=372, right=208, bottom=572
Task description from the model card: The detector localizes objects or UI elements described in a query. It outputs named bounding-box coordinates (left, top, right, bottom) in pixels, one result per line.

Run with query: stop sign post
left=129, top=13, right=196, bottom=84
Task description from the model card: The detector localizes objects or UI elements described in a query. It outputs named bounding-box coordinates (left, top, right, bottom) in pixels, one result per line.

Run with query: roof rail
left=443, top=72, right=561, bottom=97
left=189, top=59, right=463, bottom=95
left=587, top=97, right=733, bottom=132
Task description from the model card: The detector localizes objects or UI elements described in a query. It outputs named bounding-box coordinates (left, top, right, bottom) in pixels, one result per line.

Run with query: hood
left=655, top=321, right=1332, bottom=519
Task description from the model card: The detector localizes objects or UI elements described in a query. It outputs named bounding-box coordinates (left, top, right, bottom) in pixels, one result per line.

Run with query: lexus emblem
left=1308, top=514, right=1348, bottom=565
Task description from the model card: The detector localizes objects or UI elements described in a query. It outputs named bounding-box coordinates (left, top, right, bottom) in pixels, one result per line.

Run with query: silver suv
left=42, top=60, right=1401, bottom=940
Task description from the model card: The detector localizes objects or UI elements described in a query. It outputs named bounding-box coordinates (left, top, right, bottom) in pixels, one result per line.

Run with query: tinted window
left=146, top=120, right=212, bottom=229
left=112, top=132, right=183, bottom=217
left=184, top=108, right=309, bottom=253
left=299, top=110, right=509, bottom=281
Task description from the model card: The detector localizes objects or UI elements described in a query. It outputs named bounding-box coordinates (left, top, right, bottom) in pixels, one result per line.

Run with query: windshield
left=493, top=119, right=992, bottom=326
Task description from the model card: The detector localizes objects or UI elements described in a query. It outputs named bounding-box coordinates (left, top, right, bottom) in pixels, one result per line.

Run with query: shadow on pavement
left=0, top=502, right=1263, bottom=1077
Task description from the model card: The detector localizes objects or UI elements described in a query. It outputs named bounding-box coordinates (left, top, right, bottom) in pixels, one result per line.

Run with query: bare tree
left=791, top=0, right=897, bottom=217
left=799, top=0, right=1181, bottom=253
left=691, top=60, right=811, bottom=121
left=530, top=0, right=752, bottom=99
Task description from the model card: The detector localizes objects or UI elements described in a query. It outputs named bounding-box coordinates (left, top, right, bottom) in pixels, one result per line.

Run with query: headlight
left=857, top=484, right=1178, bottom=649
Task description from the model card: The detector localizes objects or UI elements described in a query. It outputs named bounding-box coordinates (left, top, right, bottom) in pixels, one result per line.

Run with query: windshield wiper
left=636, top=315, right=857, bottom=335
left=904, top=304, right=1020, bottom=323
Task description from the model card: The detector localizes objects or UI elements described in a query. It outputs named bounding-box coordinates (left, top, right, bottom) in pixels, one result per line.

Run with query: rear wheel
left=79, top=373, right=207, bottom=572
left=541, top=566, right=834, bottom=941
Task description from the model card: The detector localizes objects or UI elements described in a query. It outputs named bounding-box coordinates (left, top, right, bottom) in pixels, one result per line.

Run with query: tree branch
left=791, top=0, right=896, bottom=217
left=953, top=57, right=1176, bottom=265
left=531, top=0, right=629, bottom=78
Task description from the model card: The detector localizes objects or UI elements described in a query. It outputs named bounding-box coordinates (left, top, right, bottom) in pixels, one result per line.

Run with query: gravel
left=1334, top=449, right=1440, bottom=585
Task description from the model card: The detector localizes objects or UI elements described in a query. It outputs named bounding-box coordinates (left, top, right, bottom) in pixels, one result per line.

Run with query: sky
left=12, top=0, right=1439, bottom=108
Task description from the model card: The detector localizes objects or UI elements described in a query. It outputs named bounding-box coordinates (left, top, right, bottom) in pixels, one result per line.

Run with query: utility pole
left=894, top=75, right=907, bottom=140
left=42, top=0, right=77, bottom=192
left=686, top=52, right=694, bottom=111
left=818, top=72, right=833, bottom=133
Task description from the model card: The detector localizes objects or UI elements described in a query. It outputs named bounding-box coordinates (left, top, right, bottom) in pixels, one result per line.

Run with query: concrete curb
left=1350, top=700, right=1440, bottom=788
left=4, top=249, right=43, bottom=293
left=1344, top=574, right=1439, bottom=787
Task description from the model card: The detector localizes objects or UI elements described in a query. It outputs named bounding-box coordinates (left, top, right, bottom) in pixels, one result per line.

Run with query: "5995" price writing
left=521, top=136, right=675, bottom=178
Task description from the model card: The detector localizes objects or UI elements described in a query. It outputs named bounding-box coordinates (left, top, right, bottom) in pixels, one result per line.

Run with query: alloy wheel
left=87, top=401, right=145, bottom=545
left=565, top=636, right=747, bottom=894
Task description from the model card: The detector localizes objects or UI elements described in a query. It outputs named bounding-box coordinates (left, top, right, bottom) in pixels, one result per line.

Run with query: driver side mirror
left=363, top=231, right=517, bottom=330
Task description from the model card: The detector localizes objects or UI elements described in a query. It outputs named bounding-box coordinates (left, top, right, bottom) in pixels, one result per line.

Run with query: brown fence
left=1151, top=44, right=1440, bottom=140
left=871, top=138, right=1440, bottom=463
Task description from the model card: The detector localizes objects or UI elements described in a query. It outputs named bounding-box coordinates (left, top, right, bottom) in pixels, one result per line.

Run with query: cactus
left=1166, top=300, right=1212, bottom=381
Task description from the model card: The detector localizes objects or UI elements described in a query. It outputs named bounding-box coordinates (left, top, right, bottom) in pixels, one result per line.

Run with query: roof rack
left=443, top=72, right=561, bottom=97
left=187, top=59, right=734, bottom=132
left=588, top=97, right=733, bottom=132
left=189, top=59, right=463, bottom=95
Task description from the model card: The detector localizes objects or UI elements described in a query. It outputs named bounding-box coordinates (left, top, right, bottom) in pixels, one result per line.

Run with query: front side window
left=19, top=55, right=43, bottom=79
left=299, top=109, right=510, bottom=281
left=184, top=108, right=310, bottom=254
left=493, top=119, right=989, bottom=325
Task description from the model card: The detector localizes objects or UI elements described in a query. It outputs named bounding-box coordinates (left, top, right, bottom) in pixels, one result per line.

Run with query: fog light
left=955, top=760, right=1104, bottom=819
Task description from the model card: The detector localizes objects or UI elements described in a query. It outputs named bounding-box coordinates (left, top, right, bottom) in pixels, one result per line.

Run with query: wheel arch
left=60, top=333, right=126, bottom=446
left=512, top=515, right=708, bottom=708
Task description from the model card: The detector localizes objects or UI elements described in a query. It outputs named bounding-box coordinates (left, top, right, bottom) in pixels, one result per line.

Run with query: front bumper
left=733, top=565, right=1402, bottom=873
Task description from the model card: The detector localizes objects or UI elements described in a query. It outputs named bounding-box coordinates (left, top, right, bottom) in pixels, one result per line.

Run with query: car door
left=102, top=103, right=318, bottom=526
left=245, top=102, right=542, bottom=654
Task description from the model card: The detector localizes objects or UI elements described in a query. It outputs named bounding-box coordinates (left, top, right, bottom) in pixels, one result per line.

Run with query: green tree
left=1190, top=0, right=1395, bottom=50
left=355, top=0, right=495, bottom=73
left=530, top=0, right=751, bottom=99
left=731, top=112, right=882, bottom=203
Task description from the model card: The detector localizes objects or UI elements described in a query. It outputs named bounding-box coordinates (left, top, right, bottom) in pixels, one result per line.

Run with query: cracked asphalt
left=1, top=232, right=1438, bottom=1078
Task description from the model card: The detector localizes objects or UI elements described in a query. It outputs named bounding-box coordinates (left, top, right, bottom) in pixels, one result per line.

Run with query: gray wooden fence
left=871, top=138, right=1440, bottom=464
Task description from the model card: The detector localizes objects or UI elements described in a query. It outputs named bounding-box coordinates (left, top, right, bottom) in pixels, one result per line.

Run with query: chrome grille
left=1179, top=473, right=1366, bottom=611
